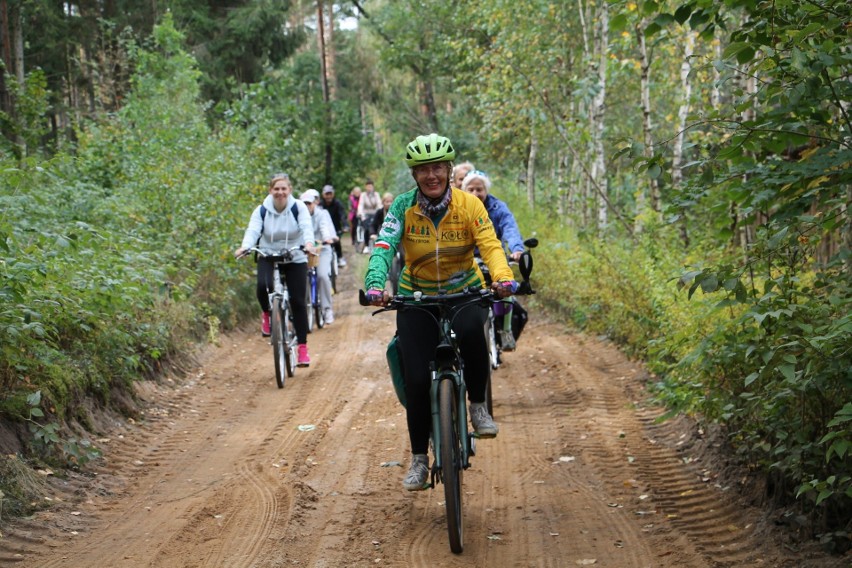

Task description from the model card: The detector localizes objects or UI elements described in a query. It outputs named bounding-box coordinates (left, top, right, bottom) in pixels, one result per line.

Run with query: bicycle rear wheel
left=485, top=313, right=498, bottom=416
left=271, top=297, right=287, bottom=389
left=315, top=301, right=325, bottom=329
left=330, top=249, right=339, bottom=294
left=439, top=378, right=464, bottom=554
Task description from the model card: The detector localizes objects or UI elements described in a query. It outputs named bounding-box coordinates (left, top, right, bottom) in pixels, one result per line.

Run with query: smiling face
left=412, top=162, right=451, bottom=199
left=463, top=177, right=488, bottom=203
left=269, top=177, right=292, bottom=211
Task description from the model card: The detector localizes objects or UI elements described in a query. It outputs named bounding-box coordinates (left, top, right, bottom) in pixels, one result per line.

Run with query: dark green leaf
left=674, top=3, right=693, bottom=24
left=644, top=22, right=662, bottom=37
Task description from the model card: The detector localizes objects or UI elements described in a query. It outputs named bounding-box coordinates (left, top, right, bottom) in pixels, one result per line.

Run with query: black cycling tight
left=397, top=302, right=489, bottom=455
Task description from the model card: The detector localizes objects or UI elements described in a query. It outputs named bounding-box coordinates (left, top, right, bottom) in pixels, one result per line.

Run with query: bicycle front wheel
left=439, top=378, right=464, bottom=554
left=271, top=297, right=287, bottom=389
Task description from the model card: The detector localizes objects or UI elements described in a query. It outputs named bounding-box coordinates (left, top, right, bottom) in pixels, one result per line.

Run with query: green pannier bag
left=386, top=334, right=406, bottom=407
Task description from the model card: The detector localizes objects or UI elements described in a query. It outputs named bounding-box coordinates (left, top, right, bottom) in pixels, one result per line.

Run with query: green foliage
left=0, top=15, right=263, bottom=462
left=524, top=182, right=851, bottom=528
left=18, top=390, right=101, bottom=466
left=169, top=0, right=306, bottom=103
left=638, top=0, right=852, bottom=526
left=226, top=52, right=378, bottom=192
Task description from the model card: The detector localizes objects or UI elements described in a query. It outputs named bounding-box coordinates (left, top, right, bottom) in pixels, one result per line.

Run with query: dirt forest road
left=0, top=256, right=844, bottom=568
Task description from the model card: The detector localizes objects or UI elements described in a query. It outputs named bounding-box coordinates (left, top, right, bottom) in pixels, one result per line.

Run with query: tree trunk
left=557, top=152, right=566, bottom=218
left=844, top=185, right=851, bottom=274
left=316, top=0, right=329, bottom=106
left=672, top=29, right=695, bottom=247
left=636, top=20, right=658, bottom=227
left=0, top=0, right=12, bottom=146
left=672, top=30, right=694, bottom=188
left=592, top=0, right=608, bottom=231
left=316, top=0, right=332, bottom=181
left=420, top=78, right=439, bottom=132
left=527, top=126, right=537, bottom=208
left=711, top=34, right=721, bottom=109
left=11, top=1, right=20, bottom=84
left=325, top=2, right=336, bottom=101
left=734, top=62, right=758, bottom=251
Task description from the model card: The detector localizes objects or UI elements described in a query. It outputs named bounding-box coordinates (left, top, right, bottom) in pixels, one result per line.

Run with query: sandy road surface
left=0, top=258, right=844, bottom=568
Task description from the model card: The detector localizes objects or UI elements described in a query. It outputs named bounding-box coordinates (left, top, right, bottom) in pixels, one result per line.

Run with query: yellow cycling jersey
left=364, top=187, right=513, bottom=294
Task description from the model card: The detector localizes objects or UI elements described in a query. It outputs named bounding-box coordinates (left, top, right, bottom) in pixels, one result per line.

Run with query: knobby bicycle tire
left=485, top=314, right=498, bottom=416
left=305, top=281, right=314, bottom=333
left=271, top=297, right=287, bottom=389
left=330, top=250, right=339, bottom=294
left=439, top=378, right=464, bottom=554
left=315, top=301, right=325, bottom=329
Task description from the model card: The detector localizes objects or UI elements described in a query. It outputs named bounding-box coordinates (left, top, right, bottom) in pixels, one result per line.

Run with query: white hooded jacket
left=240, top=194, right=314, bottom=263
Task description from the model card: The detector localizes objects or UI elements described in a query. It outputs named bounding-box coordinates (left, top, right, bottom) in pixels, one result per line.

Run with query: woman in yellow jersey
left=364, top=133, right=518, bottom=491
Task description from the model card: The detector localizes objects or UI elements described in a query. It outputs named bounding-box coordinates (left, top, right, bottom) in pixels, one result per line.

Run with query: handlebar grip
left=358, top=289, right=370, bottom=306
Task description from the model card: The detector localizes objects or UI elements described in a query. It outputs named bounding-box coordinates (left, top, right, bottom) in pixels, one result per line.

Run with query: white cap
left=300, top=189, right=320, bottom=202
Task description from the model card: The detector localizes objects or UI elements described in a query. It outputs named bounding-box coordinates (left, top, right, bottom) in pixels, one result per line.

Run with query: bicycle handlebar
left=237, top=245, right=305, bottom=260
left=358, top=287, right=495, bottom=309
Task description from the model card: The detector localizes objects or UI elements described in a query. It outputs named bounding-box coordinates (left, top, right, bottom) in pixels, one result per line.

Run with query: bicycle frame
left=244, top=245, right=302, bottom=385
left=362, top=289, right=495, bottom=471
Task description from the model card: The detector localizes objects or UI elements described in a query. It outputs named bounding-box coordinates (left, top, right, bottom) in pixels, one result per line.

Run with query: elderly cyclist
left=462, top=169, right=526, bottom=350
left=364, top=133, right=518, bottom=491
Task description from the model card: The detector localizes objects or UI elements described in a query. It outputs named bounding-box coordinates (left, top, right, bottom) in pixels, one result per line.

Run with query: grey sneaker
left=470, top=404, right=498, bottom=438
left=499, top=329, right=516, bottom=351
left=402, top=454, right=430, bottom=491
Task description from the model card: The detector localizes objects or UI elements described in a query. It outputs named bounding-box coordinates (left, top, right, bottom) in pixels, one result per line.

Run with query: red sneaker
left=297, top=344, right=310, bottom=367
left=261, top=311, right=271, bottom=337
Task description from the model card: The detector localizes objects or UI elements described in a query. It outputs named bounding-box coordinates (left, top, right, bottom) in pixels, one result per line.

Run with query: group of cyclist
left=235, top=133, right=530, bottom=491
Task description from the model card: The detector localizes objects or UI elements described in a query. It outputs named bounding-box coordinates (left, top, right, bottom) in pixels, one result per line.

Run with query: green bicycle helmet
left=405, top=133, right=456, bottom=167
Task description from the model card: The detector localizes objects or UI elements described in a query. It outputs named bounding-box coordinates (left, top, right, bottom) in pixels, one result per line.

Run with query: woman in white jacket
left=235, top=173, right=316, bottom=366
left=300, top=189, right=337, bottom=324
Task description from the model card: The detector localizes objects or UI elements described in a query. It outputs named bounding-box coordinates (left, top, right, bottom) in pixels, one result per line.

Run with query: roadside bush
left=513, top=198, right=850, bottom=531
left=0, top=15, right=266, bottom=462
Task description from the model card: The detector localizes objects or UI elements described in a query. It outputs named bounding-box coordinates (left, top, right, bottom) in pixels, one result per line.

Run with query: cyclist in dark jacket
left=320, top=185, right=346, bottom=266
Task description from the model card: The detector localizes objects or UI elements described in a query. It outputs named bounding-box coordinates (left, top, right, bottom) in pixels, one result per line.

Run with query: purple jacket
left=484, top=194, right=524, bottom=253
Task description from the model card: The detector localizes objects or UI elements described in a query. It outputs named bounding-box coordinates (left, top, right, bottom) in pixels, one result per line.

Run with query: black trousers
left=397, top=302, right=489, bottom=454
left=256, top=259, right=309, bottom=344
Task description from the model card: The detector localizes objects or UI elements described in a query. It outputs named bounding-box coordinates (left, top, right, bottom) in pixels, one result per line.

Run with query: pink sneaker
left=261, top=311, right=271, bottom=337
left=297, top=344, right=310, bottom=367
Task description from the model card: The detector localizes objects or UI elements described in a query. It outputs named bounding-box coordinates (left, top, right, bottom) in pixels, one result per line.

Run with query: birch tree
left=591, top=0, right=609, bottom=231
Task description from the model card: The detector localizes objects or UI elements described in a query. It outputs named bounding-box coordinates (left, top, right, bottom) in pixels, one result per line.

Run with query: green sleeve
left=364, top=190, right=414, bottom=290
